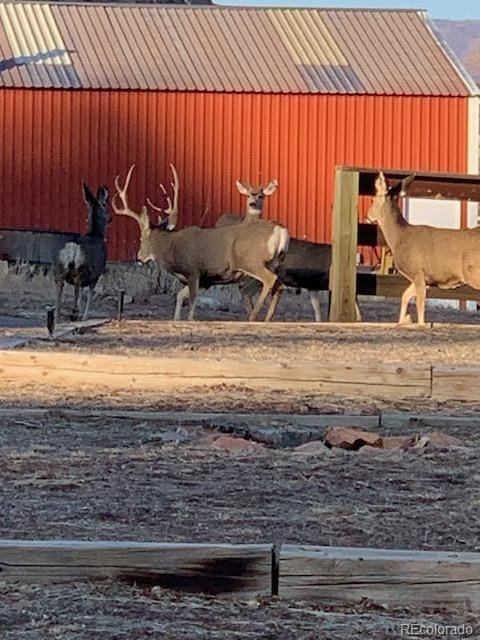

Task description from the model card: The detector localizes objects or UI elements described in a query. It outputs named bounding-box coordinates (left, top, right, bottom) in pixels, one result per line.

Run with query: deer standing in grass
left=112, top=165, right=289, bottom=321
left=367, top=171, right=480, bottom=324
left=55, top=183, right=110, bottom=322
left=216, top=180, right=332, bottom=321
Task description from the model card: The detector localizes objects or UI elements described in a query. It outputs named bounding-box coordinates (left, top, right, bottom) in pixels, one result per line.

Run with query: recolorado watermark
left=400, top=623, right=474, bottom=637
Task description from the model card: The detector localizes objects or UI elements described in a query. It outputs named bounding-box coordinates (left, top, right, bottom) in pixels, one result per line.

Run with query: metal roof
left=0, top=3, right=476, bottom=95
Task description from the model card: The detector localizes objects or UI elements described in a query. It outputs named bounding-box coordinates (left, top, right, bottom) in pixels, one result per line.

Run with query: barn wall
left=0, top=89, right=468, bottom=261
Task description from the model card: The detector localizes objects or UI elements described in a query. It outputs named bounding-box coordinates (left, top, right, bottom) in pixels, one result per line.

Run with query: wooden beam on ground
left=1, top=406, right=478, bottom=437
left=0, top=318, right=109, bottom=350
left=431, top=366, right=480, bottom=402
left=279, top=545, right=480, bottom=612
left=329, top=168, right=359, bottom=322
left=0, top=540, right=272, bottom=596
left=381, top=413, right=480, bottom=432
left=0, top=407, right=381, bottom=429
left=0, top=350, right=432, bottom=398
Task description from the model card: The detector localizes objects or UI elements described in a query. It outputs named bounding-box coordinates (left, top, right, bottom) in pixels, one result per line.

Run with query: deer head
left=82, top=183, right=111, bottom=235
left=367, top=172, right=416, bottom=225
left=236, top=179, right=278, bottom=218
left=112, top=164, right=181, bottom=263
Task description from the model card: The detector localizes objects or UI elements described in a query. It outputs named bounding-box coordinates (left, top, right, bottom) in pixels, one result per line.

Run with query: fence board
left=0, top=319, right=109, bottom=350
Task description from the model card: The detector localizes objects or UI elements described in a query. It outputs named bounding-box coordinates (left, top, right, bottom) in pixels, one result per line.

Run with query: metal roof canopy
left=0, top=4, right=476, bottom=95
left=340, top=166, right=480, bottom=202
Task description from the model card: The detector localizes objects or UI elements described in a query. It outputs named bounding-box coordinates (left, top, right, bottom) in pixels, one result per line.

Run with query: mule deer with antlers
left=112, top=165, right=289, bottom=321
left=367, top=171, right=480, bottom=324
left=216, top=180, right=332, bottom=321
left=54, top=183, right=110, bottom=322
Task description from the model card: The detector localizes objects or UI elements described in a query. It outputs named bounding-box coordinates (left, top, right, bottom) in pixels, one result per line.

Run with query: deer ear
left=400, top=173, right=416, bottom=197
left=236, top=180, right=251, bottom=196
left=82, top=182, right=95, bottom=204
left=97, top=185, right=109, bottom=204
left=389, top=174, right=415, bottom=198
left=263, top=180, right=278, bottom=196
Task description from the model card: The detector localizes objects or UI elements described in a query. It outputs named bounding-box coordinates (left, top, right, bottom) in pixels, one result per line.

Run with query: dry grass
left=1, top=414, right=479, bottom=548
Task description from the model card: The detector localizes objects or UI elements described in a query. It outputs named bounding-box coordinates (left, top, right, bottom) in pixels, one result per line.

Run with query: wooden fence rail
left=1, top=540, right=479, bottom=611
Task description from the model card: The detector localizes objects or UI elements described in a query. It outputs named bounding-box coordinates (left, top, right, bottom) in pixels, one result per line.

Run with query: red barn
left=0, top=3, right=478, bottom=261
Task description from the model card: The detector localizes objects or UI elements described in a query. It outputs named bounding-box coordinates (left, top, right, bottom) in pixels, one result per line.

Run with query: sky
left=217, top=0, right=480, bottom=20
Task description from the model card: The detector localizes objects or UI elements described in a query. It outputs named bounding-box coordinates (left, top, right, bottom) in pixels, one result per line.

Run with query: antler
left=146, top=164, right=179, bottom=229
left=112, top=164, right=150, bottom=231
left=199, top=194, right=211, bottom=227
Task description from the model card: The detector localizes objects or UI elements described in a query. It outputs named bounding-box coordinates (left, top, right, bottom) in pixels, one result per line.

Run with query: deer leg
left=187, top=278, right=201, bottom=321
left=355, top=300, right=362, bottom=322
left=81, top=284, right=95, bottom=321
left=55, top=280, right=64, bottom=323
left=399, top=282, right=416, bottom=324
left=415, top=280, right=427, bottom=325
left=71, top=281, right=81, bottom=322
left=241, top=290, right=254, bottom=316
left=174, top=285, right=190, bottom=320
left=239, top=278, right=260, bottom=318
left=309, top=290, right=322, bottom=322
left=264, top=282, right=284, bottom=322
left=247, top=269, right=278, bottom=321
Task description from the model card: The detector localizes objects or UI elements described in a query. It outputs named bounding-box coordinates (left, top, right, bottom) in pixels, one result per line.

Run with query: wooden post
left=46, top=306, right=55, bottom=337
left=117, top=289, right=125, bottom=322
left=329, top=168, right=359, bottom=322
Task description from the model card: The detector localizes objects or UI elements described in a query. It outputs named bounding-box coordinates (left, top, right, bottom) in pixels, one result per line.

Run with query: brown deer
left=367, top=171, right=480, bottom=324
left=216, top=180, right=333, bottom=321
left=112, top=165, right=289, bottom=321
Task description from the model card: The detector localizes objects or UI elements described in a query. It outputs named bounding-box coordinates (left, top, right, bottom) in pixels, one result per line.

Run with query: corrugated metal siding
left=0, top=4, right=474, bottom=96
left=0, top=89, right=468, bottom=261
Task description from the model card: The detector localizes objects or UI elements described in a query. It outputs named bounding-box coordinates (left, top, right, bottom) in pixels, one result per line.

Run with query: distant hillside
left=435, top=19, right=480, bottom=84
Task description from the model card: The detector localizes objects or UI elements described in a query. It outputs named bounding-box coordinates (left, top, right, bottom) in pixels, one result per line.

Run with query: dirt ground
left=1, top=265, right=480, bottom=638
left=21, top=318, right=480, bottom=366
left=1, top=581, right=476, bottom=640
left=0, top=414, right=479, bottom=638
left=2, top=581, right=476, bottom=640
